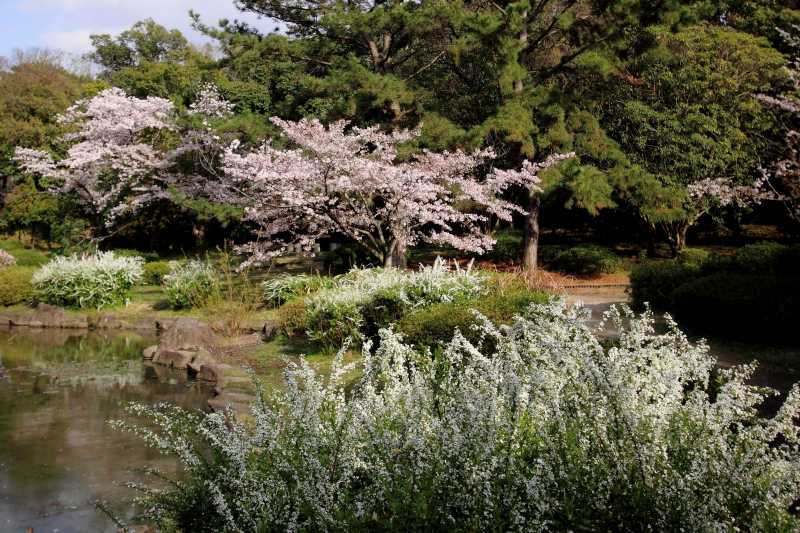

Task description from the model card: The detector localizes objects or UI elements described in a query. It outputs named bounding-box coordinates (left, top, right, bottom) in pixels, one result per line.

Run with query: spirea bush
left=0, top=250, right=16, bottom=268
left=261, top=273, right=333, bottom=307
left=116, top=300, right=800, bottom=532
left=32, top=252, right=143, bottom=309
left=162, top=260, right=218, bottom=309
left=303, top=257, right=485, bottom=347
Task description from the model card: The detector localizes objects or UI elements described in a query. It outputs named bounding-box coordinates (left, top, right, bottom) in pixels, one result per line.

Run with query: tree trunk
left=664, top=221, right=689, bottom=257
left=384, top=237, right=407, bottom=269
left=646, top=223, right=657, bottom=258
left=522, top=194, right=540, bottom=272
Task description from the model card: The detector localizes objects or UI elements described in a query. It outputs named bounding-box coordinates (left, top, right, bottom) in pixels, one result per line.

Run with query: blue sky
left=0, top=0, right=277, bottom=58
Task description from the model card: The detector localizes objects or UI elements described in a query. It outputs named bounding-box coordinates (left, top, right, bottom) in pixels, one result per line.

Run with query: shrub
left=261, top=273, right=333, bottom=307
left=275, top=297, right=310, bottom=337
left=676, top=247, right=709, bottom=265
left=305, top=258, right=486, bottom=347
left=629, top=260, right=700, bottom=309
left=142, top=261, right=173, bottom=285
left=32, top=252, right=144, bottom=309
left=486, top=229, right=522, bottom=262
left=701, top=242, right=800, bottom=276
left=0, top=250, right=16, bottom=268
left=551, top=245, right=622, bottom=276
left=163, top=260, right=218, bottom=310
left=670, top=273, right=800, bottom=340
left=396, top=287, right=549, bottom=350
left=0, top=267, right=35, bottom=306
left=117, top=301, right=800, bottom=532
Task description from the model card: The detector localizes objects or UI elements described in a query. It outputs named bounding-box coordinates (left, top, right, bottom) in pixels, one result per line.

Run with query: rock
left=158, top=317, right=219, bottom=352
left=187, top=349, right=217, bottom=374
left=262, top=320, right=280, bottom=341
left=152, top=349, right=195, bottom=370
left=142, top=345, right=158, bottom=360
left=198, top=362, right=232, bottom=383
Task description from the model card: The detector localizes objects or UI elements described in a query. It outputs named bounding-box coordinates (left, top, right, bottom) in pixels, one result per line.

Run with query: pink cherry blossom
left=220, top=117, right=572, bottom=267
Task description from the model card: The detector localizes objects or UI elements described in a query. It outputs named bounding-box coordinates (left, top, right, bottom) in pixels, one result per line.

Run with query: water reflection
left=0, top=326, right=212, bottom=532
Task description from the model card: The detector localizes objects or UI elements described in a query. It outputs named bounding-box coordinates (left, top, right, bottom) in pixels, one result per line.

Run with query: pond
left=0, top=326, right=214, bottom=532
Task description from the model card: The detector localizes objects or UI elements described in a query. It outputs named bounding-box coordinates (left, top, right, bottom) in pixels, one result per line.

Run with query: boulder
left=197, top=362, right=233, bottom=383
left=152, top=349, right=195, bottom=370
left=187, top=349, right=217, bottom=374
left=158, top=317, right=219, bottom=352
left=142, top=345, right=158, bottom=360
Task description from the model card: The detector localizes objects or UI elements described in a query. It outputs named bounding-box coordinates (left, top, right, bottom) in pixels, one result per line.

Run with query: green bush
left=629, top=260, right=700, bottom=310
left=702, top=242, right=800, bottom=276
left=670, top=274, right=800, bottom=341
left=262, top=273, right=333, bottom=307
left=32, top=252, right=144, bottom=309
left=551, top=245, right=622, bottom=276
left=305, top=260, right=486, bottom=348
left=396, top=288, right=549, bottom=350
left=275, top=298, right=310, bottom=337
left=0, top=267, right=36, bottom=306
left=676, top=248, right=710, bottom=266
left=486, top=229, right=522, bottom=262
left=163, top=260, right=219, bottom=310
left=142, top=261, right=173, bottom=285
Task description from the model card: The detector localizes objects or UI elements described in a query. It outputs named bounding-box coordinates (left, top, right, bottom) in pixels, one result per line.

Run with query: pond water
left=0, top=326, right=214, bottom=532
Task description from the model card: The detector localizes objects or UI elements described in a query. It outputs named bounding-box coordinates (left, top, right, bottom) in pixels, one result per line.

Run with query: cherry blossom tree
left=222, top=117, right=572, bottom=268
left=13, top=87, right=174, bottom=230
left=13, top=84, right=233, bottom=236
left=754, top=24, right=800, bottom=225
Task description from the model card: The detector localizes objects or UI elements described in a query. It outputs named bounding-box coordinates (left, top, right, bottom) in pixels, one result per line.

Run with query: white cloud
left=13, top=0, right=275, bottom=54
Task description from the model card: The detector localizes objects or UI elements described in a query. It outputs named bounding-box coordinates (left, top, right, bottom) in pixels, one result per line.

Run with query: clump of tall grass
left=33, top=251, right=143, bottom=309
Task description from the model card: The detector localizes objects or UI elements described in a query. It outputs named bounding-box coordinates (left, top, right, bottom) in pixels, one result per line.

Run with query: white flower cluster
left=33, top=251, right=143, bottom=309
left=118, top=300, right=800, bottom=532
left=162, top=259, right=218, bottom=309
left=0, top=250, right=16, bottom=268
left=304, top=258, right=486, bottom=345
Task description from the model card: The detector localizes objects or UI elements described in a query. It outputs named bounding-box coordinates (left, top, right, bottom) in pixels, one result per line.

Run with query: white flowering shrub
left=32, top=251, right=143, bottom=309
left=115, top=300, right=800, bottom=532
left=303, top=257, right=485, bottom=346
left=261, top=273, right=333, bottom=307
left=0, top=250, right=16, bottom=268
left=162, top=260, right=218, bottom=309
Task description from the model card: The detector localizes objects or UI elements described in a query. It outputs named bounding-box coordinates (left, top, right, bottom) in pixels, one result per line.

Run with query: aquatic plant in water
left=115, top=299, right=800, bottom=532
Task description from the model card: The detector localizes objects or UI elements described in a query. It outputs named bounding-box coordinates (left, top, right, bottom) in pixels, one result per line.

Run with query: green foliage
left=0, top=266, right=35, bottom=306
left=275, top=298, right=310, bottom=337
left=142, top=261, right=172, bottom=286
left=630, top=259, right=701, bottom=310
left=89, top=18, right=191, bottom=72
left=0, top=239, right=49, bottom=267
left=671, top=274, right=800, bottom=341
left=676, top=247, right=710, bottom=266
left=162, top=260, right=218, bottom=310
left=486, top=229, right=522, bottom=262
left=113, top=248, right=163, bottom=263
left=32, top=252, right=144, bottom=309
left=703, top=242, right=799, bottom=276
left=396, top=287, right=549, bottom=350
left=551, top=245, right=623, bottom=276
left=261, top=273, right=333, bottom=307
